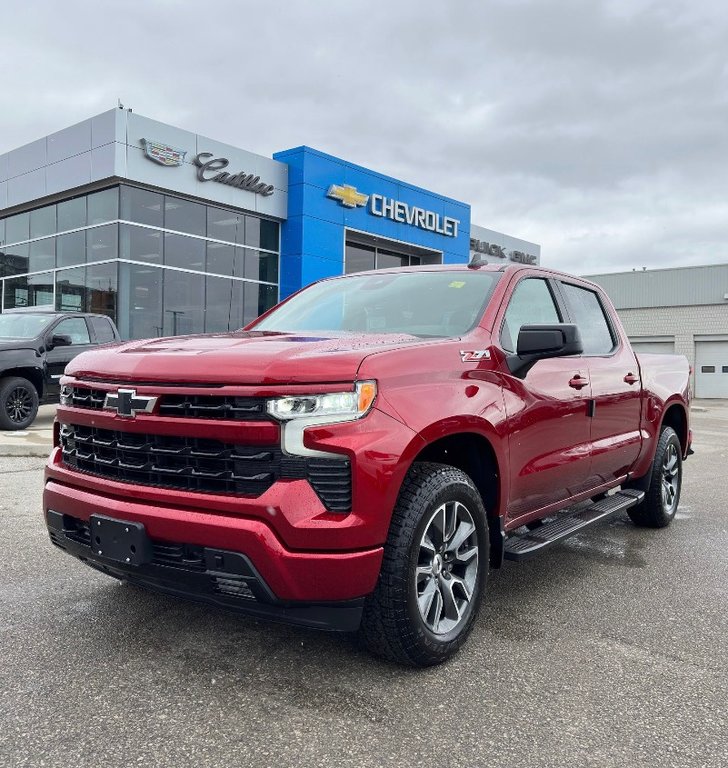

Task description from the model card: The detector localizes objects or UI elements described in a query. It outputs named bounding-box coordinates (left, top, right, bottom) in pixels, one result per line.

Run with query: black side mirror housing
left=50, top=334, right=73, bottom=349
left=508, top=324, right=583, bottom=377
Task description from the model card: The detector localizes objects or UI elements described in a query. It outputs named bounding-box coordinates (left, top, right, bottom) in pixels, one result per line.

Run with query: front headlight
left=267, top=381, right=377, bottom=422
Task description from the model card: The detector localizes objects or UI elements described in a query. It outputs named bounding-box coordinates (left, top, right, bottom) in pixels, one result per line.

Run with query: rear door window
left=89, top=316, right=116, bottom=343
left=559, top=283, right=615, bottom=355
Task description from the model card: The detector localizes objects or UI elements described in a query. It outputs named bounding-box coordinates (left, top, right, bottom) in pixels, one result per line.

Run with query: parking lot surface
left=1, top=405, right=726, bottom=767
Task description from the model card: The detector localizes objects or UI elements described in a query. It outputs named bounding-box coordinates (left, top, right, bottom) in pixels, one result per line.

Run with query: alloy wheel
left=416, top=500, right=479, bottom=635
left=661, top=441, right=680, bottom=515
left=5, top=386, right=33, bottom=425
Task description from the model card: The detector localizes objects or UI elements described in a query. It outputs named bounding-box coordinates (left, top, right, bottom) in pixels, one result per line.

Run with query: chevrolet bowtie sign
left=327, top=184, right=460, bottom=238
left=327, top=184, right=369, bottom=208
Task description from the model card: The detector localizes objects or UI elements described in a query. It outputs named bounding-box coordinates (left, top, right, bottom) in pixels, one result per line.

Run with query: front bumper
left=46, top=509, right=364, bottom=632
left=44, top=476, right=383, bottom=630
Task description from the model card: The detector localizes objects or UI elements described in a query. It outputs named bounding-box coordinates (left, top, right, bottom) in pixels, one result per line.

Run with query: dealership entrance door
left=344, top=231, right=441, bottom=274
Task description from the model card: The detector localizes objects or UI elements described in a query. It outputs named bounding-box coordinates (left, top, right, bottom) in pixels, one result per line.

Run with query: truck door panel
left=497, top=276, right=592, bottom=521
left=558, top=281, right=642, bottom=485
left=45, top=317, right=94, bottom=396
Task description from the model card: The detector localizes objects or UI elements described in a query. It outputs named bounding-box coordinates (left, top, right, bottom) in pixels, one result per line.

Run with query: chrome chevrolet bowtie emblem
left=103, top=389, right=158, bottom=419
left=327, top=183, right=369, bottom=208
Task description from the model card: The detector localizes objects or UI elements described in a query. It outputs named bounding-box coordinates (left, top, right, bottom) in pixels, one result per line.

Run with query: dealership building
left=586, top=265, right=728, bottom=399
left=2, top=108, right=725, bottom=398
left=0, top=108, right=540, bottom=340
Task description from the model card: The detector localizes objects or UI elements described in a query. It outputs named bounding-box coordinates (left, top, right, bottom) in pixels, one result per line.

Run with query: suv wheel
left=628, top=426, right=682, bottom=528
left=359, top=462, right=488, bottom=666
left=0, top=376, right=40, bottom=430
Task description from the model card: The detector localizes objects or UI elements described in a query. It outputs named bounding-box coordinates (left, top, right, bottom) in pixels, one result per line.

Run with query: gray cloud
left=2, top=0, right=727, bottom=274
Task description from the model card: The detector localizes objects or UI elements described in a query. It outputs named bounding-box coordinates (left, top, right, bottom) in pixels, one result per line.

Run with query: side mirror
left=50, top=334, right=73, bottom=349
left=508, top=324, right=583, bottom=377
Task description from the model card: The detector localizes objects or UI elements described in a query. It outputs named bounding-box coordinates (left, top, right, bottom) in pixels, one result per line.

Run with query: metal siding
left=470, top=223, right=541, bottom=265
left=0, top=110, right=289, bottom=220
left=586, top=265, right=728, bottom=308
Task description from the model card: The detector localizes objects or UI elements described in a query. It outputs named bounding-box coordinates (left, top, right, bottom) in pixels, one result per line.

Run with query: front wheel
left=0, top=376, right=39, bottom=430
left=359, top=462, right=488, bottom=666
left=628, top=426, right=682, bottom=528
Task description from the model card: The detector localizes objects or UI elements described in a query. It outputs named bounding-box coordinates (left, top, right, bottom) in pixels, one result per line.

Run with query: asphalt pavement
left=1, top=405, right=726, bottom=767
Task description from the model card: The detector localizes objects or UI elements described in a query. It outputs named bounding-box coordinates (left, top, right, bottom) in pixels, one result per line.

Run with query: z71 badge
left=460, top=350, right=491, bottom=363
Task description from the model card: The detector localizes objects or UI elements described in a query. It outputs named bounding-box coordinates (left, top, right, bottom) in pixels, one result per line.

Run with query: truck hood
left=0, top=338, right=39, bottom=354
left=65, top=330, right=427, bottom=385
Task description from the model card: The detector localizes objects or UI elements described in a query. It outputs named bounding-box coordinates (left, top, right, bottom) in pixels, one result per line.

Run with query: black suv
left=0, top=311, right=120, bottom=430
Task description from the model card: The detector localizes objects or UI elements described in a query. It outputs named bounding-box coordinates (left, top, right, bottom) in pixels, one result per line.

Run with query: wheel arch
left=404, top=421, right=507, bottom=568
left=661, top=401, right=688, bottom=456
left=0, top=367, right=44, bottom=399
left=628, top=398, right=688, bottom=494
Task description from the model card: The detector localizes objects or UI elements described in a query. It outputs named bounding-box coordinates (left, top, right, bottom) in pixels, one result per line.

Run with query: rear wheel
left=0, top=376, right=39, bottom=430
left=628, top=426, right=682, bottom=528
left=359, top=462, right=488, bottom=666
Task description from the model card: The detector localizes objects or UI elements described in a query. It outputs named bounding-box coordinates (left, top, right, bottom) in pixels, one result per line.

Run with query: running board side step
left=503, top=489, right=645, bottom=562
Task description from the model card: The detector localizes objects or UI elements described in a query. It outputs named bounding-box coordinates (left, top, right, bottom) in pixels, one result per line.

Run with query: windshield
left=253, top=270, right=499, bottom=337
left=0, top=313, right=56, bottom=339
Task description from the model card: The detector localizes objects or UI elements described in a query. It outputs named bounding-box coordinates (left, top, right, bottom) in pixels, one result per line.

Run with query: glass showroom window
left=55, top=263, right=118, bottom=318
left=3, top=272, right=54, bottom=311
left=118, top=263, right=164, bottom=340
left=1, top=184, right=279, bottom=341
left=120, top=186, right=163, bottom=228
left=120, top=224, right=163, bottom=264
left=163, top=268, right=205, bottom=336
left=1, top=242, right=29, bottom=276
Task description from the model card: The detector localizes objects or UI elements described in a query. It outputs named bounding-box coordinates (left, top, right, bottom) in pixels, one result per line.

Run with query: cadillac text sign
left=141, top=138, right=275, bottom=197
left=193, top=153, right=275, bottom=196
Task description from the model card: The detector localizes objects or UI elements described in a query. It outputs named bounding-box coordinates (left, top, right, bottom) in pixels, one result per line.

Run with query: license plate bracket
left=88, top=515, right=153, bottom=566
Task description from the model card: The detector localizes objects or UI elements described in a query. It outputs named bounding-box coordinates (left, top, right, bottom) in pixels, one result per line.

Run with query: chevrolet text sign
left=328, top=184, right=460, bottom=237
left=370, top=194, right=459, bottom=237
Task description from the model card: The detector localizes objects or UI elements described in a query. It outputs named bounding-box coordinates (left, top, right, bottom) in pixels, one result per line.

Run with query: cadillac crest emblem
left=141, top=138, right=187, bottom=167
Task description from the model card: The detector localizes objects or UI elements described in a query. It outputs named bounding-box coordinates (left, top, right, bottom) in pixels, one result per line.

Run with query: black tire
left=359, top=462, right=488, bottom=666
left=628, top=426, right=682, bottom=528
left=0, top=376, right=39, bottom=431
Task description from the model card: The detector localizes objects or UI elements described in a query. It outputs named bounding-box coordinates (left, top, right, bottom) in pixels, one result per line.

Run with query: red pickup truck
left=44, top=265, right=691, bottom=665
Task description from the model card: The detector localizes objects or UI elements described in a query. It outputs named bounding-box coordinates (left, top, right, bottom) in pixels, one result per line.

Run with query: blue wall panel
left=273, top=146, right=471, bottom=298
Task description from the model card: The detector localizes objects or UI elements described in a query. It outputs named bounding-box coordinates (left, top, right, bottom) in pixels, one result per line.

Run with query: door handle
left=623, top=372, right=639, bottom=385
left=569, top=375, right=589, bottom=390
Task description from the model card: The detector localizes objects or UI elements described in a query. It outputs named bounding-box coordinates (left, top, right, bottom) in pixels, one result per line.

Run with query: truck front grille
left=64, top=385, right=270, bottom=422
left=59, top=423, right=352, bottom=511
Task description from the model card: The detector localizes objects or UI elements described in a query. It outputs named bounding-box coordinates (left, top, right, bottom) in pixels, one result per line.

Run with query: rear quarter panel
left=631, top=352, right=691, bottom=478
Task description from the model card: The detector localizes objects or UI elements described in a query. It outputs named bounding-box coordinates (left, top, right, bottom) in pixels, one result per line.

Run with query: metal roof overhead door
left=695, top=340, right=728, bottom=399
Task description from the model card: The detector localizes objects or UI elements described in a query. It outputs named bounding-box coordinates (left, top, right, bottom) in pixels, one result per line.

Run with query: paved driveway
left=0, top=406, right=726, bottom=767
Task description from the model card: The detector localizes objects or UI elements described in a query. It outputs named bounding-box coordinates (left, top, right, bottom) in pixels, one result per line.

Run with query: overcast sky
left=2, top=0, right=727, bottom=275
